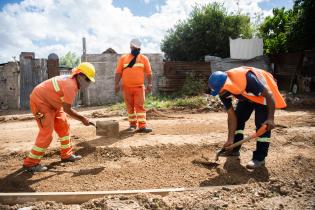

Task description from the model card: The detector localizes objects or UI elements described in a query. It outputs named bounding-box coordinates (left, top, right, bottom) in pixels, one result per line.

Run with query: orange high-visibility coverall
left=23, top=76, right=78, bottom=167
left=116, top=54, right=152, bottom=128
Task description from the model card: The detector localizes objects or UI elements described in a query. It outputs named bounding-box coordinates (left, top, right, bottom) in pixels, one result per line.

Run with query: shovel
left=215, top=124, right=268, bottom=161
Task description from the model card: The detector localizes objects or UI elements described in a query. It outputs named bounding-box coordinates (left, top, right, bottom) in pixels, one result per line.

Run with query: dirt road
left=0, top=108, right=314, bottom=209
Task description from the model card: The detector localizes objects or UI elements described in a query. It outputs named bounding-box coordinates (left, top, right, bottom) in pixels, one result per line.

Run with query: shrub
left=181, top=72, right=207, bottom=96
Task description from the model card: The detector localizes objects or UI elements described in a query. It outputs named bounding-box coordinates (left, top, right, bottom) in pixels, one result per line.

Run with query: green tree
left=181, top=72, right=207, bottom=96
left=60, top=51, right=80, bottom=68
left=161, top=3, right=253, bottom=61
left=258, top=8, right=294, bottom=55
left=287, top=0, right=315, bottom=51
left=258, top=0, right=315, bottom=54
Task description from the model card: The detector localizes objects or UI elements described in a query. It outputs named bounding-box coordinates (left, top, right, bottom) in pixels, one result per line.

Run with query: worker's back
left=31, top=75, right=78, bottom=109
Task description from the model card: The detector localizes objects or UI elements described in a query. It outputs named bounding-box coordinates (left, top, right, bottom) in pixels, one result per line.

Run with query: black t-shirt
left=219, top=72, right=265, bottom=110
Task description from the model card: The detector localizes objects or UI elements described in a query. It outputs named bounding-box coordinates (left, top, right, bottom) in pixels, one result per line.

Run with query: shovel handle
left=225, top=124, right=267, bottom=150
left=252, top=124, right=268, bottom=138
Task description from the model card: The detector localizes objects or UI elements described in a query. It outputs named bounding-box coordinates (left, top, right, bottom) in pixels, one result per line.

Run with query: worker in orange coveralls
left=115, top=38, right=153, bottom=133
left=23, top=62, right=96, bottom=172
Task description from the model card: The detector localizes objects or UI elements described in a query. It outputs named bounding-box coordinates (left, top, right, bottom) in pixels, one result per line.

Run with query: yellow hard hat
left=72, top=62, right=95, bottom=82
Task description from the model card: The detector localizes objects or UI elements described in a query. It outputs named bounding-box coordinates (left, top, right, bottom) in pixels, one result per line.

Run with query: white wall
left=84, top=53, right=163, bottom=105
left=230, top=38, right=263, bottom=59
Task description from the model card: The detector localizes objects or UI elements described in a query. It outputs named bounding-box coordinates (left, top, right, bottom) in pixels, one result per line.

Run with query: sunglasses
left=79, top=73, right=91, bottom=82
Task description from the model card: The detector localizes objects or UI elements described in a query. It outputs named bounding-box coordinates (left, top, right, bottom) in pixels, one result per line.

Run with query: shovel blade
left=215, top=148, right=226, bottom=161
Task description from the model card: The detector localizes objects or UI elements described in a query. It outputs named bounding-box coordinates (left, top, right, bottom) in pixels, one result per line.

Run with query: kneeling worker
left=208, top=66, right=286, bottom=168
left=23, top=62, right=96, bottom=172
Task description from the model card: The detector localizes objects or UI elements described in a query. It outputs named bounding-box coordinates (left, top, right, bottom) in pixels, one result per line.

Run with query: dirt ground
left=0, top=105, right=314, bottom=209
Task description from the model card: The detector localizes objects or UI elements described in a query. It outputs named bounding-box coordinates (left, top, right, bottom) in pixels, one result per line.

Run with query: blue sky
left=0, top=0, right=294, bottom=63
left=0, top=0, right=294, bottom=14
left=0, top=0, right=19, bottom=10
left=258, top=0, right=293, bottom=10
left=112, top=0, right=166, bottom=17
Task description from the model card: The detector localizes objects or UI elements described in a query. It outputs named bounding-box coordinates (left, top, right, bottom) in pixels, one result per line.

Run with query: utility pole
left=82, top=37, right=87, bottom=62
left=81, top=37, right=90, bottom=106
left=236, top=0, right=240, bottom=14
left=13, top=56, right=21, bottom=110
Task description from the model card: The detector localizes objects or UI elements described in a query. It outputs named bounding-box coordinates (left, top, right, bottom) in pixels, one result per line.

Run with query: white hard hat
left=130, top=38, right=141, bottom=48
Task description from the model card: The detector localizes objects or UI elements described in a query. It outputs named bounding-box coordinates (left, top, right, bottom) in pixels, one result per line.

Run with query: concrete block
left=96, top=120, right=119, bottom=138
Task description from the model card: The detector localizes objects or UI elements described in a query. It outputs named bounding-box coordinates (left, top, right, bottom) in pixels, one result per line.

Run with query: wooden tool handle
left=225, top=124, right=267, bottom=150
left=252, top=124, right=268, bottom=138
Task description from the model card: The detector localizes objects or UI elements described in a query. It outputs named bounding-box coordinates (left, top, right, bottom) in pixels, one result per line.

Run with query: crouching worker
left=23, top=62, right=96, bottom=172
left=208, top=66, right=286, bottom=169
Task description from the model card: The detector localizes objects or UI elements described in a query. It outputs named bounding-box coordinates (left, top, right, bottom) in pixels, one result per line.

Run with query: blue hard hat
left=208, top=71, right=227, bottom=96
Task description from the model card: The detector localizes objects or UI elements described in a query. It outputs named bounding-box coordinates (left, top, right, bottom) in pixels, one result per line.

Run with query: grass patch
left=172, top=96, right=208, bottom=109
left=107, top=101, right=125, bottom=111
left=106, top=95, right=208, bottom=111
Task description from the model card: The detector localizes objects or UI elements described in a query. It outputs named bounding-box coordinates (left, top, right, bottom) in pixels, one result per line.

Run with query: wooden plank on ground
left=0, top=185, right=240, bottom=205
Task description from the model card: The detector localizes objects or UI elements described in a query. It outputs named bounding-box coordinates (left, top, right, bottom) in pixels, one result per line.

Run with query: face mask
left=131, top=48, right=140, bottom=56
left=78, top=74, right=91, bottom=89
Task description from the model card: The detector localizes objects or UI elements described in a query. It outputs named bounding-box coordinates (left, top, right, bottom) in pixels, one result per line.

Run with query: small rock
left=269, top=178, right=278, bottom=183
left=280, top=186, right=290, bottom=196
left=308, top=188, right=315, bottom=193
left=119, top=196, right=128, bottom=200
left=150, top=203, right=158, bottom=208
left=222, top=187, right=231, bottom=191
left=213, top=192, right=220, bottom=197
left=222, top=203, right=228, bottom=208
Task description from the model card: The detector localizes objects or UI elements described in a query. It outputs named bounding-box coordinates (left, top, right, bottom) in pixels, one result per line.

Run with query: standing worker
left=23, top=62, right=96, bottom=172
left=208, top=66, right=286, bottom=169
left=115, top=38, right=153, bottom=133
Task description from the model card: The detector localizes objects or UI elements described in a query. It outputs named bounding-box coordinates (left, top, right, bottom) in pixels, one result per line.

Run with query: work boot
left=62, top=154, right=82, bottom=162
left=127, top=126, right=137, bottom=132
left=246, top=159, right=265, bottom=169
left=138, top=127, right=152, bottom=133
left=23, top=164, right=48, bottom=172
left=219, top=150, right=240, bottom=157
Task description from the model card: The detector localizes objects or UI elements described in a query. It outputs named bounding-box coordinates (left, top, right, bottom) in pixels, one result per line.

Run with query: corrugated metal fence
left=270, top=50, right=315, bottom=92
left=158, top=61, right=211, bottom=92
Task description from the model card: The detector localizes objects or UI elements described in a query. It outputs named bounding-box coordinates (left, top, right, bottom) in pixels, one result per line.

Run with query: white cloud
left=144, top=0, right=151, bottom=4
left=0, top=0, right=273, bottom=63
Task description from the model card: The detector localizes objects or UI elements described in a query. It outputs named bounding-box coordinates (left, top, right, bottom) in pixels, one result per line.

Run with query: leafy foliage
left=181, top=72, right=207, bottom=96
left=60, top=51, right=80, bottom=68
left=258, top=8, right=295, bottom=54
left=161, top=3, right=253, bottom=61
left=287, top=0, right=315, bottom=51
left=258, top=0, right=315, bottom=54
